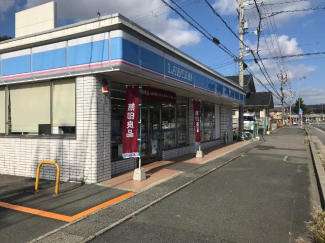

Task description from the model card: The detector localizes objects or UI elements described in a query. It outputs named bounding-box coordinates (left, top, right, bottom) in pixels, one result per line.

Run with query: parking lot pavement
left=0, top=175, right=133, bottom=243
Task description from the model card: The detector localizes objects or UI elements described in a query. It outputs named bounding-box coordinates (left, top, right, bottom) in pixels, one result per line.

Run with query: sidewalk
left=100, top=141, right=248, bottom=192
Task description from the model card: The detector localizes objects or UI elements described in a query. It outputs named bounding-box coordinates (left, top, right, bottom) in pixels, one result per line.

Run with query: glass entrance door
left=140, top=102, right=161, bottom=164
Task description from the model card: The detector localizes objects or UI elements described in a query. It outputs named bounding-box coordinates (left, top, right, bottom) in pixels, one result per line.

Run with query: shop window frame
left=0, top=78, right=76, bottom=139
left=111, top=89, right=190, bottom=161
left=201, top=101, right=217, bottom=142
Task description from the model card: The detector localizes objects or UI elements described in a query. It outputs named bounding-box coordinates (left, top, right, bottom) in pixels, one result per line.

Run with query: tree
left=292, top=98, right=307, bottom=114
left=0, top=36, right=12, bottom=42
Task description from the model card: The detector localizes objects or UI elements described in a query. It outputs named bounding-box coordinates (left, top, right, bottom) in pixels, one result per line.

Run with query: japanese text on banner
left=122, top=86, right=140, bottom=158
left=193, top=100, right=201, bottom=143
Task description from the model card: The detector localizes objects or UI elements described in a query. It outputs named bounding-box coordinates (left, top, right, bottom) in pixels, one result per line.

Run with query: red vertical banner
left=122, top=86, right=140, bottom=158
left=193, top=100, right=201, bottom=143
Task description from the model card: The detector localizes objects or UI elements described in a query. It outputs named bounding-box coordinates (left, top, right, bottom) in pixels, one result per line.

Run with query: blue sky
left=0, top=0, right=324, bottom=105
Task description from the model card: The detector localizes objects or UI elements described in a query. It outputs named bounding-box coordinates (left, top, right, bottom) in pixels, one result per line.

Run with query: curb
left=307, top=132, right=325, bottom=209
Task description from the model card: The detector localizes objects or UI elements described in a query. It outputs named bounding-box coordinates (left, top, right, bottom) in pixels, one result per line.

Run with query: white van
left=244, top=113, right=256, bottom=131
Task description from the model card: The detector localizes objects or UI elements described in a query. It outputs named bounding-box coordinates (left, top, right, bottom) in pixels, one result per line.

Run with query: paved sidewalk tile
left=99, top=141, right=249, bottom=191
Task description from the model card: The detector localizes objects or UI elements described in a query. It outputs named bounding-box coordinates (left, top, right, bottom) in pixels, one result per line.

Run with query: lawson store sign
left=0, top=30, right=245, bottom=104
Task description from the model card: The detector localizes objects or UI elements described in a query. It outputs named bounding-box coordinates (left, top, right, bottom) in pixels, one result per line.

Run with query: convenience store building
left=0, top=10, right=245, bottom=183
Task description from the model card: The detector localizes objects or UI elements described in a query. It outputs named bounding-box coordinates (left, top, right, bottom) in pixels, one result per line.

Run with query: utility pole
left=279, top=70, right=285, bottom=127
left=286, top=90, right=295, bottom=126
left=238, top=0, right=244, bottom=136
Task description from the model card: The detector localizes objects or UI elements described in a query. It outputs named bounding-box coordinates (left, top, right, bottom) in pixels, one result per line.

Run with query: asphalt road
left=91, top=127, right=320, bottom=243
left=311, top=124, right=325, bottom=146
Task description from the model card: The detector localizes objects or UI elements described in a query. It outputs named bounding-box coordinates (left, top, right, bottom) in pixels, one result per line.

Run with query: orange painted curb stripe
left=0, top=201, right=73, bottom=222
left=0, top=191, right=135, bottom=223
left=70, top=191, right=136, bottom=221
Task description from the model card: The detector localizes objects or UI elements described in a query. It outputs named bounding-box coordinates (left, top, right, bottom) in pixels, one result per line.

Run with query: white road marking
left=283, top=156, right=288, bottom=162
left=314, top=127, right=325, bottom=135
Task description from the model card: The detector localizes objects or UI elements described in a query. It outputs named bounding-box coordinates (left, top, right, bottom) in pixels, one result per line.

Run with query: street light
left=298, top=76, right=306, bottom=128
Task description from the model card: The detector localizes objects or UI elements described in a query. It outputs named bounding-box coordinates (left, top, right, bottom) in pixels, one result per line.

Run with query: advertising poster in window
left=122, top=86, right=140, bottom=158
left=193, top=100, right=201, bottom=142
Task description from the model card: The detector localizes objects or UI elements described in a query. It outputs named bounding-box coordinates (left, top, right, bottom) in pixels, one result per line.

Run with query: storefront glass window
left=10, top=82, right=51, bottom=135
left=162, top=103, right=176, bottom=149
left=111, top=82, right=126, bottom=160
left=202, top=102, right=215, bottom=141
left=4, top=79, right=76, bottom=136
left=176, top=97, right=188, bottom=146
left=0, top=87, right=5, bottom=134
left=52, top=79, right=76, bottom=134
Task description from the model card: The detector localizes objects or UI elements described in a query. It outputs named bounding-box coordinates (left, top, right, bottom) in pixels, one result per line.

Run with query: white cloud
left=212, top=0, right=238, bottom=15
left=286, top=64, right=316, bottom=81
left=212, top=0, right=312, bottom=27
left=299, top=88, right=325, bottom=105
left=249, top=34, right=315, bottom=87
left=0, top=0, right=14, bottom=20
left=24, top=0, right=200, bottom=48
left=252, top=34, right=303, bottom=59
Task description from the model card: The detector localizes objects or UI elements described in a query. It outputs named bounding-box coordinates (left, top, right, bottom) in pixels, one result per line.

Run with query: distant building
left=228, top=75, right=274, bottom=131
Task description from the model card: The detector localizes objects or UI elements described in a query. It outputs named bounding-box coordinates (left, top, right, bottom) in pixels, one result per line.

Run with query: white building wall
left=15, top=2, right=56, bottom=38
left=0, top=75, right=111, bottom=184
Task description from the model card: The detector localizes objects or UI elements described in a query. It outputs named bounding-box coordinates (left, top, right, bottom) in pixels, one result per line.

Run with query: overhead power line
left=169, top=0, right=214, bottom=39
left=245, top=0, right=308, bottom=8
left=161, top=0, right=282, bottom=97
left=256, top=41, right=325, bottom=53
left=204, top=0, right=250, bottom=50
left=160, top=0, right=238, bottom=59
left=262, top=0, right=290, bottom=85
left=251, top=0, right=281, bottom=97
left=203, top=0, right=281, bottom=97
left=264, top=6, right=325, bottom=18
left=132, top=0, right=202, bottom=23
left=246, top=67, right=287, bottom=104
left=245, top=51, right=325, bottom=61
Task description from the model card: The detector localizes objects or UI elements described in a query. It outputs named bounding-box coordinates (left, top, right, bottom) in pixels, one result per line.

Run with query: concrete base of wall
left=111, top=158, right=137, bottom=177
